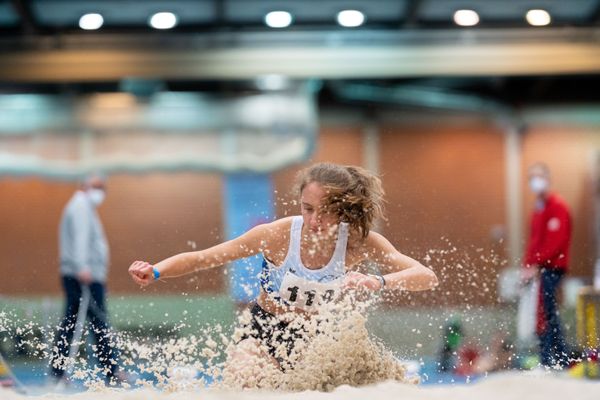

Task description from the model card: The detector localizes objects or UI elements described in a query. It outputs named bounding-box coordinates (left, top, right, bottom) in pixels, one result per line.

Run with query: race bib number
left=278, top=272, right=342, bottom=311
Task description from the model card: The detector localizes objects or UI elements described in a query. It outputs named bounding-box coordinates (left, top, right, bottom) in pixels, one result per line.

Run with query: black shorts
left=239, top=303, right=306, bottom=365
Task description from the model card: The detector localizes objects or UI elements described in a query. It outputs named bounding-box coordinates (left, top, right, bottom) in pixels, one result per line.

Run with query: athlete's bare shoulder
left=258, top=217, right=295, bottom=262
left=260, top=216, right=294, bottom=235
left=346, top=230, right=392, bottom=267
left=268, top=216, right=295, bottom=227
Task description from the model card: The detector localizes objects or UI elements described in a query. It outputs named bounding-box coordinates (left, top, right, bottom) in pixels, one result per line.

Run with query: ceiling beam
left=215, top=0, right=225, bottom=24
left=590, top=1, right=600, bottom=24
left=402, top=0, right=422, bottom=28
left=2, top=28, right=600, bottom=81
left=9, top=0, right=39, bottom=35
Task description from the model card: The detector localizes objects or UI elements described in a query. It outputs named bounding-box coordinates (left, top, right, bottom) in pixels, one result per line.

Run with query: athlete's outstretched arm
left=129, top=223, right=272, bottom=286
left=347, top=231, right=438, bottom=292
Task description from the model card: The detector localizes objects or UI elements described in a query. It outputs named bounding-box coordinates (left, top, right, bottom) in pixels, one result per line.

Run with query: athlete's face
left=300, top=182, right=338, bottom=234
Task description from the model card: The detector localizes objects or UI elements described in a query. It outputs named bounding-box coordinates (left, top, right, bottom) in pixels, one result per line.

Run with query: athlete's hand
left=521, top=266, right=538, bottom=286
left=77, top=269, right=93, bottom=285
left=343, top=271, right=382, bottom=292
left=128, top=260, right=154, bottom=287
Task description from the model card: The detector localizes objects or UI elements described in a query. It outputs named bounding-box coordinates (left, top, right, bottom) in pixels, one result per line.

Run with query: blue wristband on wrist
left=152, top=267, right=161, bottom=280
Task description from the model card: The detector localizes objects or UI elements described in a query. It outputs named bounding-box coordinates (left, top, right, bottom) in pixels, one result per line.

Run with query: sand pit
left=0, top=372, right=598, bottom=400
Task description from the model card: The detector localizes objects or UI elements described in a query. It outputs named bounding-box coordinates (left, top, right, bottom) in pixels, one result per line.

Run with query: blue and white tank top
left=260, top=216, right=348, bottom=311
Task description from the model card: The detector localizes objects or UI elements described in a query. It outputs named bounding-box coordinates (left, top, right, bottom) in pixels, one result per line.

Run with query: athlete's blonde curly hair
left=295, top=163, right=385, bottom=239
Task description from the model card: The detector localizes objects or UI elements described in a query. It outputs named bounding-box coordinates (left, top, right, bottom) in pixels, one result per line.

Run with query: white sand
left=1, top=372, right=598, bottom=400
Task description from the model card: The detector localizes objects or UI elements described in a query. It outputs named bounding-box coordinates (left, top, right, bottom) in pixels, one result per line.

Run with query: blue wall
left=223, top=173, right=275, bottom=303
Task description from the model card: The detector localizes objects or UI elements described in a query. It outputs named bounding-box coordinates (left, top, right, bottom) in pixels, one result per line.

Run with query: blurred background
left=1, top=0, right=600, bottom=385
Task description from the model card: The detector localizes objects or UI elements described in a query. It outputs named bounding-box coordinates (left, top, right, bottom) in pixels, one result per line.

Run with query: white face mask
left=88, top=189, right=106, bottom=206
left=529, top=176, right=548, bottom=194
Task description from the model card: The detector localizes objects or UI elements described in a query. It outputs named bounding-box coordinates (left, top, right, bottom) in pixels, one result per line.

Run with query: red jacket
left=524, top=193, right=571, bottom=270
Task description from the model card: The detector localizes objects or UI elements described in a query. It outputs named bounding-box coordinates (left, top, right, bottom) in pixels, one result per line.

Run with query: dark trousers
left=50, top=276, right=118, bottom=380
left=539, top=268, right=568, bottom=367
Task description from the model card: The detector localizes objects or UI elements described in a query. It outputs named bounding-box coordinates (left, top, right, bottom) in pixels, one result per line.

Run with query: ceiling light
left=264, top=11, right=293, bottom=28
left=453, top=10, right=479, bottom=27
left=79, top=13, right=103, bottom=30
left=526, top=9, right=551, bottom=26
left=149, top=12, right=178, bottom=30
left=336, top=10, right=365, bottom=27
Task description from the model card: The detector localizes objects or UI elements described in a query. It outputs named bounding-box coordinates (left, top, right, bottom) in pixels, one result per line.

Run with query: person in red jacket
left=523, top=162, right=571, bottom=368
